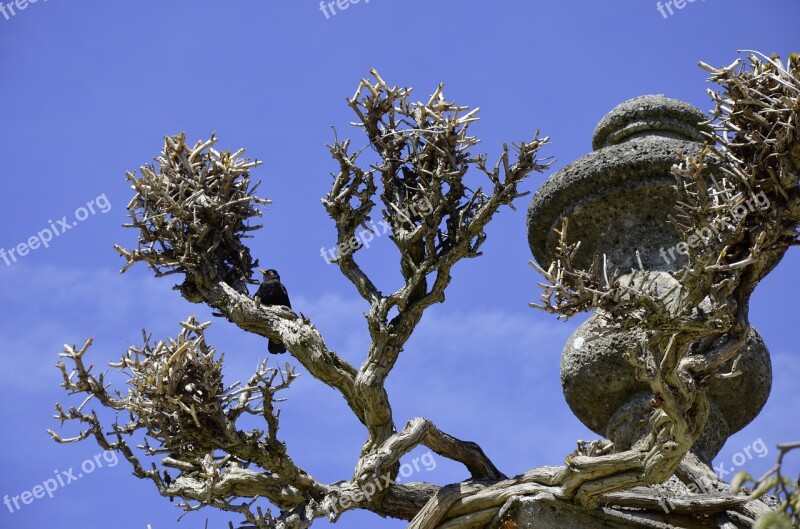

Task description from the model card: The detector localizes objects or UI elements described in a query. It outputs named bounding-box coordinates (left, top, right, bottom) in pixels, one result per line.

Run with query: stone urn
left=526, top=95, right=772, bottom=464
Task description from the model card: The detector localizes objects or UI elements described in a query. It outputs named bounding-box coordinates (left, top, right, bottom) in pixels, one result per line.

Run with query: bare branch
left=323, top=70, right=552, bottom=453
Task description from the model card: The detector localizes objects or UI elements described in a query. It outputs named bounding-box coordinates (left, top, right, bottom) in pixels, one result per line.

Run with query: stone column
left=526, top=95, right=772, bottom=464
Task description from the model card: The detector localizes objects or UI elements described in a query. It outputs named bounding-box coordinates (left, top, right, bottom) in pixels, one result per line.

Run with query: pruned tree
left=51, top=70, right=549, bottom=528
left=51, top=53, right=799, bottom=529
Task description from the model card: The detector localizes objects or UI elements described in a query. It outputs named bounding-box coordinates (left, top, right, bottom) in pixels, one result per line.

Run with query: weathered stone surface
left=527, top=96, right=715, bottom=273
left=561, top=295, right=771, bottom=462
left=527, top=135, right=698, bottom=272
left=592, top=94, right=710, bottom=150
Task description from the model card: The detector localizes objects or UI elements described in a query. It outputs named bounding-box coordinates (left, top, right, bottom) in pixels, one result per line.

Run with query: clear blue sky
left=1, top=1, right=798, bottom=528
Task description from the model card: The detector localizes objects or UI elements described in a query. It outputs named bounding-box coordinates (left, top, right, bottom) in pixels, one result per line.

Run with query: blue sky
left=1, top=1, right=798, bottom=528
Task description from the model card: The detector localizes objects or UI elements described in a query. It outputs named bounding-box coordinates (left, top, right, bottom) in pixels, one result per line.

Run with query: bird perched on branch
left=255, top=269, right=291, bottom=354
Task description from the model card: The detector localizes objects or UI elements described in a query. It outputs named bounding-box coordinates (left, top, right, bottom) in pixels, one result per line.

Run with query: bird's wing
left=282, top=285, right=291, bottom=308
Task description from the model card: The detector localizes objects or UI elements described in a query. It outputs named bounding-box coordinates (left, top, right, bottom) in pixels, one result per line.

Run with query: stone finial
left=528, top=95, right=714, bottom=272
left=526, top=95, right=771, bottom=463
left=592, top=94, right=710, bottom=149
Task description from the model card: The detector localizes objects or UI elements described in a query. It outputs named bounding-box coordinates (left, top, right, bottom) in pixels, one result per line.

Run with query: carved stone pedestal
left=512, top=95, right=776, bottom=528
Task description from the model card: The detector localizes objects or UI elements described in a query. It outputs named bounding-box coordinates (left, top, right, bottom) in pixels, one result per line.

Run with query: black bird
left=255, top=269, right=291, bottom=354
left=400, top=166, right=418, bottom=188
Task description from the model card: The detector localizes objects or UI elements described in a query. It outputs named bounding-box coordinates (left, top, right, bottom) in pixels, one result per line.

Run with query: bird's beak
left=258, top=269, right=267, bottom=275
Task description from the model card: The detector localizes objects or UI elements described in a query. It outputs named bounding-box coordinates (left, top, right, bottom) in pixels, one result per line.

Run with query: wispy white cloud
left=0, top=263, right=192, bottom=392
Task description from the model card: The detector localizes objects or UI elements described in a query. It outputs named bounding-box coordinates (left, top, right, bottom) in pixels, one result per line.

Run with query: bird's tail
left=268, top=339, right=287, bottom=354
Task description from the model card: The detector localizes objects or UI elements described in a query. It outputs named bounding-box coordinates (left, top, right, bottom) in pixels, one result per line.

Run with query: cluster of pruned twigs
left=703, top=52, right=800, bottom=194
left=322, top=69, right=551, bottom=455
left=49, top=317, right=324, bottom=528
left=114, top=133, right=269, bottom=295
left=324, top=69, right=549, bottom=295
left=51, top=54, right=799, bottom=529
